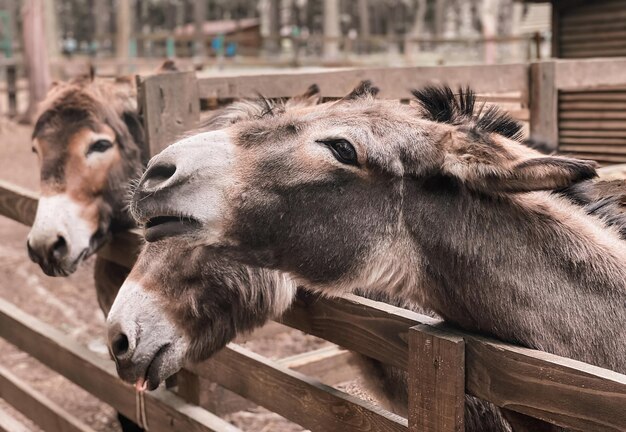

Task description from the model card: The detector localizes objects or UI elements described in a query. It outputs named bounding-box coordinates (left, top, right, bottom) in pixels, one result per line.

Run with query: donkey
left=108, top=240, right=516, bottom=432
left=108, top=88, right=625, bottom=430
left=26, top=70, right=149, bottom=431
left=127, top=82, right=626, bottom=383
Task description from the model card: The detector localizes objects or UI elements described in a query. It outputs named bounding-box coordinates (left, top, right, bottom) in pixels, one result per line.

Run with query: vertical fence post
left=409, top=324, right=465, bottom=432
left=6, top=64, right=17, bottom=118
left=529, top=60, right=558, bottom=151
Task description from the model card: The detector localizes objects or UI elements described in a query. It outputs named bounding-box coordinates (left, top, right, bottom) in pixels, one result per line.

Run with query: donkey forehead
left=232, top=100, right=419, bottom=145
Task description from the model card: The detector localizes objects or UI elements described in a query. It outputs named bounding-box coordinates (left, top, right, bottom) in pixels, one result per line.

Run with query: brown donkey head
left=131, top=83, right=597, bottom=292
left=108, top=85, right=321, bottom=390
left=27, top=76, right=144, bottom=276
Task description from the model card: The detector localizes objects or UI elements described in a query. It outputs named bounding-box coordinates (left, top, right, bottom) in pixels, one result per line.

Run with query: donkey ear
left=286, top=84, right=321, bottom=108
left=441, top=132, right=598, bottom=193
left=342, top=80, right=379, bottom=101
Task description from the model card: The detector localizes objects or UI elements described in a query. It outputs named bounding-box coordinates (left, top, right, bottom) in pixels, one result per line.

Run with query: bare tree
left=406, top=0, right=426, bottom=57
left=323, top=0, right=339, bottom=60
left=116, top=0, right=131, bottom=63
left=21, top=0, right=52, bottom=123
left=193, top=0, right=207, bottom=58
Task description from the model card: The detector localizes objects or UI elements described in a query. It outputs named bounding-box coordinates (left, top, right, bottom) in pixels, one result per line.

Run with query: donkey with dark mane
left=109, top=85, right=626, bottom=431
left=125, top=80, right=626, bottom=386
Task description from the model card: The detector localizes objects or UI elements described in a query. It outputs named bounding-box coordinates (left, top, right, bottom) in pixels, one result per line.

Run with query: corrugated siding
left=559, top=88, right=626, bottom=164
left=559, top=0, right=626, bottom=58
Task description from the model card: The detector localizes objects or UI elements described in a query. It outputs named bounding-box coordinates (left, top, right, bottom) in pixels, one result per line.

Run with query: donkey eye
left=318, top=139, right=359, bottom=166
left=87, top=139, right=113, bottom=155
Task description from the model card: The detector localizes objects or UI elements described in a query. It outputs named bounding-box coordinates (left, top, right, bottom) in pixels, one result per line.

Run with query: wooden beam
left=191, top=344, right=408, bottom=432
left=137, top=71, right=201, bottom=159
left=0, top=365, right=96, bottom=432
left=176, top=369, right=253, bottom=418
left=0, top=298, right=240, bottom=432
left=0, top=407, right=31, bottom=432
left=278, top=345, right=356, bottom=385
left=465, top=336, right=626, bottom=432
left=529, top=61, right=558, bottom=149
left=196, top=64, right=530, bottom=100
left=0, top=180, right=38, bottom=226
left=555, top=58, right=626, bottom=90
left=281, top=292, right=626, bottom=431
left=280, top=291, right=439, bottom=371
left=408, top=325, right=465, bottom=432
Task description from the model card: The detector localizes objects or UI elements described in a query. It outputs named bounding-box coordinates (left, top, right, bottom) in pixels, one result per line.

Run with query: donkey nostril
left=142, top=163, right=176, bottom=191
left=50, top=235, right=68, bottom=261
left=111, top=333, right=130, bottom=359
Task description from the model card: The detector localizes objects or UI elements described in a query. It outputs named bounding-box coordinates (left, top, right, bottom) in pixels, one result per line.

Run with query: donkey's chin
left=135, top=344, right=185, bottom=391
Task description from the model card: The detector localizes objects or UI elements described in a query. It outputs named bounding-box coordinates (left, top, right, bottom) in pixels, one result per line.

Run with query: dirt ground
left=0, top=118, right=375, bottom=431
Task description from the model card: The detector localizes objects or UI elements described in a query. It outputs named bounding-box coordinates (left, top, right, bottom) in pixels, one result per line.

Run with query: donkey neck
left=402, top=176, right=626, bottom=371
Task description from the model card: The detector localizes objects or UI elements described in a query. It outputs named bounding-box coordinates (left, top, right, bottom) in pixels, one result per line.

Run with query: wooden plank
left=283, top=292, right=626, bottom=430
left=0, top=180, right=38, bottom=226
left=561, top=30, right=626, bottom=44
left=560, top=111, right=626, bottom=120
left=0, top=407, right=31, bottom=432
left=560, top=48, right=626, bottom=59
left=529, top=61, right=558, bottom=149
left=0, top=298, right=240, bottom=432
left=408, top=325, right=465, bottom=432
left=176, top=369, right=253, bottom=417
left=560, top=129, right=626, bottom=138
left=560, top=101, right=626, bottom=111
left=137, top=71, right=201, bottom=158
left=280, top=291, right=439, bottom=371
left=554, top=58, right=626, bottom=90
left=559, top=144, right=626, bottom=155
left=465, top=336, right=626, bottom=432
left=278, top=346, right=356, bottom=385
left=0, top=365, right=95, bottom=432
left=191, top=344, right=408, bottom=432
left=559, top=92, right=626, bottom=102
left=561, top=7, right=626, bottom=26
left=197, top=64, right=530, bottom=100
left=559, top=120, right=626, bottom=130
left=559, top=137, right=626, bottom=145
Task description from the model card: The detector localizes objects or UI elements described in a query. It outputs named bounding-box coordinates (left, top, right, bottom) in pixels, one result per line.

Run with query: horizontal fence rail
left=0, top=297, right=240, bottom=432
left=1, top=179, right=625, bottom=431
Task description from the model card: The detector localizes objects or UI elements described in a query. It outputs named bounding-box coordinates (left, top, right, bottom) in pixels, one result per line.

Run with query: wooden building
left=527, top=0, right=626, bottom=58
left=527, top=0, right=626, bottom=164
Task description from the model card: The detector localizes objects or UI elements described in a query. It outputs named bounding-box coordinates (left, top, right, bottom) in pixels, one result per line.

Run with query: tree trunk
left=358, top=0, right=370, bottom=53
left=481, top=0, right=498, bottom=64
left=323, top=0, right=340, bottom=61
left=406, top=0, right=426, bottom=59
left=21, top=0, right=52, bottom=124
left=193, top=0, right=207, bottom=58
left=94, top=0, right=109, bottom=57
left=116, top=0, right=131, bottom=69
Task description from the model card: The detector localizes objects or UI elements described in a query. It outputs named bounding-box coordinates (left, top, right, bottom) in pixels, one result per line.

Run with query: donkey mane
left=412, top=85, right=525, bottom=142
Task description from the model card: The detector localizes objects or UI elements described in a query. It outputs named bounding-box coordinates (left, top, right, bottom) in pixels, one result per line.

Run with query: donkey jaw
left=144, top=215, right=202, bottom=242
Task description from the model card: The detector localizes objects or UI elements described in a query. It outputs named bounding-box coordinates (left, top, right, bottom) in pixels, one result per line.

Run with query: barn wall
left=556, top=0, right=626, bottom=58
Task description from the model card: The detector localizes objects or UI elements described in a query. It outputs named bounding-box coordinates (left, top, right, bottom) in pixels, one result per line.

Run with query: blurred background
left=0, top=0, right=556, bottom=120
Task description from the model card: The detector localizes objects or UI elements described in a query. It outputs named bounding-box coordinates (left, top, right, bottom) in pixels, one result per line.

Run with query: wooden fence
left=0, top=59, right=625, bottom=432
